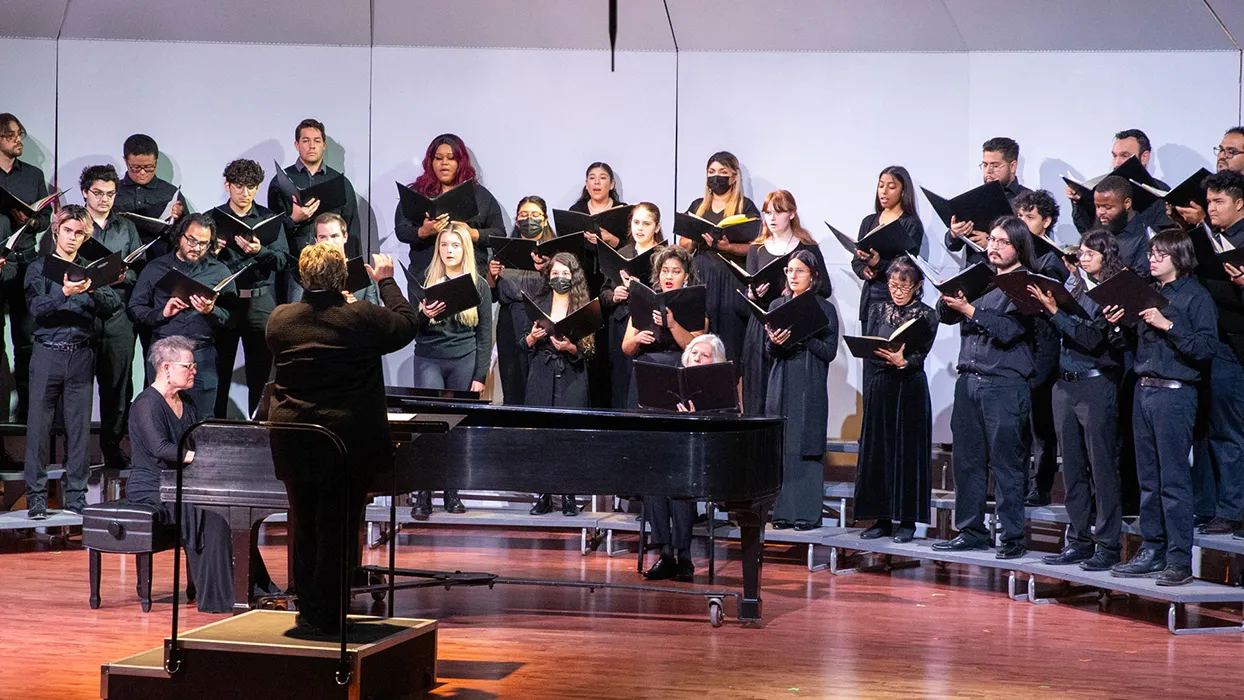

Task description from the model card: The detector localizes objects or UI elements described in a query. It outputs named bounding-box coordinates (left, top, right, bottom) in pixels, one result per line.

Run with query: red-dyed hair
left=410, top=133, right=478, bottom=197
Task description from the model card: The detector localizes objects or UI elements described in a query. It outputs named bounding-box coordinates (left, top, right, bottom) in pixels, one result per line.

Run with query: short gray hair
left=149, top=335, right=196, bottom=367
left=681, top=333, right=727, bottom=366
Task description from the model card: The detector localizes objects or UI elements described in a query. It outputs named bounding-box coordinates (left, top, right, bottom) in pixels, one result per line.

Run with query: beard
left=1100, top=208, right=1129, bottom=233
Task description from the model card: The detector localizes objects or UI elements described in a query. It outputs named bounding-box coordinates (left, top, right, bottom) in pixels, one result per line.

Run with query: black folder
left=992, top=269, right=1087, bottom=317
left=78, top=236, right=159, bottom=269
left=122, top=189, right=181, bottom=236
left=1133, top=168, right=1213, bottom=211
left=673, top=213, right=763, bottom=249
left=402, top=267, right=481, bottom=318
left=211, top=208, right=285, bottom=246
left=0, top=225, right=28, bottom=255
left=345, top=257, right=371, bottom=293
left=1031, top=232, right=1078, bottom=264
left=1191, top=222, right=1244, bottom=268
left=719, top=252, right=789, bottom=305
left=0, top=186, right=64, bottom=220
left=827, top=219, right=914, bottom=259
left=272, top=162, right=347, bottom=210
left=1062, top=155, right=1159, bottom=215
left=629, top=282, right=708, bottom=333
left=42, top=253, right=125, bottom=289
left=921, top=181, right=1014, bottom=234
left=910, top=256, right=994, bottom=301
left=597, top=244, right=655, bottom=286
left=154, top=263, right=252, bottom=304
left=396, top=179, right=478, bottom=223
left=552, top=205, right=635, bottom=238
left=738, top=289, right=829, bottom=345
left=1085, top=269, right=1169, bottom=324
left=519, top=292, right=604, bottom=342
left=843, top=316, right=936, bottom=358
left=489, top=233, right=586, bottom=271
left=635, top=361, right=738, bottom=412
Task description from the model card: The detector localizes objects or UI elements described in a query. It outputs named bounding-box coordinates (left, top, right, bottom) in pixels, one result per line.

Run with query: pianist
left=127, top=335, right=233, bottom=613
left=266, top=243, right=417, bottom=635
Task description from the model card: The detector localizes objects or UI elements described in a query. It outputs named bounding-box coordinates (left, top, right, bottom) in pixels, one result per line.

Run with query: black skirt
left=853, top=365, right=933, bottom=522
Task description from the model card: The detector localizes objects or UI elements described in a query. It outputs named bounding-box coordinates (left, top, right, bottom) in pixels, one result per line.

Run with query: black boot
left=674, top=550, right=695, bottom=583
left=411, top=491, right=432, bottom=521
left=530, top=494, right=553, bottom=515
left=561, top=495, right=579, bottom=516
left=443, top=490, right=466, bottom=514
left=1110, top=548, right=1165, bottom=577
left=644, top=553, right=678, bottom=581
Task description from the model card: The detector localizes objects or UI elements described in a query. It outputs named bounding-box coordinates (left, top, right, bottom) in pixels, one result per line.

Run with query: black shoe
left=1042, top=543, right=1094, bottom=565
left=1024, top=489, right=1051, bottom=507
left=64, top=501, right=86, bottom=516
left=1193, top=514, right=1214, bottom=528
left=1154, top=565, right=1193, bottom=587
left=411, top=491, right=432, bottom=521
left=793, top=520, right=819, bottom=531
left=644, top=555, right=678, bottom=581
left=27, top=502, right=47, bottom=520
left=1110, top=548, right=1165, bottom=577
left=859, top=521, right=892, bottom=540
left=1078, top=550, right=1120, bottom=572
left=561, top=495, right=579, bottom=516
left=1233, top=529, right=1244, bottom=541
left=931, top=534, right=989, bottom=552
left=529, top=494, right=553, bottom=515
left=1197, top=517, right=1241, bottom=535
left=674, top=557, right=695, bottom=583
left=443, top=491, right=466, bottom=514
left=893, top=522, right=917, bottom=543
left=996, top=542, right=1027, bottom=560
left=771, top=519, right=794, bottom=530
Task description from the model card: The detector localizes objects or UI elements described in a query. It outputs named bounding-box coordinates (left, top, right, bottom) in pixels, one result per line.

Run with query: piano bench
left=82, top=502, right=194, bottom=613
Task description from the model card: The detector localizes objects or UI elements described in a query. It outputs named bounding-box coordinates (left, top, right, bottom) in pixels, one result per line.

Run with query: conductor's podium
left=100, top=610, right=437, bottom=699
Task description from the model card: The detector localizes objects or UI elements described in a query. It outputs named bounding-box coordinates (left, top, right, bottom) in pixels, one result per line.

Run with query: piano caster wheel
left=708, top=598, right=724, bottom=628
left=370, top=573, right=387, bottom=602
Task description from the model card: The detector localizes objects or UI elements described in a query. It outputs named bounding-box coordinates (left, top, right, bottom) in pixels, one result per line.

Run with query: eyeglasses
left=516, top=213, right=545, bottom=221
left=182, top=234, right=211, bottom=250
left=1214, top=146, right=1244, bottom=159
left=979, top=161, right=1011, bottom=172
left=61, top=229, right=89, bottom=240
left=168, top=361, right=197, bottom=370
left=0, top=130, right=23, bottom=142
left=887, top=281, right=917, bottom=294
left=784, top=267, right=811, bottom=276
left=985, top=235, right=1013, bottom=248
left=87, top=189, right=117, bottom=200
left=1078, top=249, right=1100, bottom=259
left=1149, top=250, right=1170, bottom=261
left=127, top=164, right=157, bottom=174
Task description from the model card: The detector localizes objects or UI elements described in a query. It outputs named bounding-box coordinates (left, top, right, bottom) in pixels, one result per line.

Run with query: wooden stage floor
left=2, top=525, right=1242, bottom=699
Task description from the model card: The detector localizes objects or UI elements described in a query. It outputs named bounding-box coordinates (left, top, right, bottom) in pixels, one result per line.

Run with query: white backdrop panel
left=369, top=47, right=678, bottom=386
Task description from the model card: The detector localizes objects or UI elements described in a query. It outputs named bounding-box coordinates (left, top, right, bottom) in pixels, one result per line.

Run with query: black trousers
left=644, top=496, right=694, bottom=551
left=1190, top=353, right=1244, bottom=520
left=1028, top=376, right=1059, bottom=494
left=950, top=374, right=1031, bottom=545
left=24, top=344, right=94, bottom=505
left=1052, top=375, right=1122, bottom=553
left=2, top=265, right=35, bottom=421
left=214, top=293, right=274, bottom=419
left=283, top=474, right=370, bottom=628
left=1134, top=384, right=1197, bottom=568
left=96, top=312, right=137, bottom=461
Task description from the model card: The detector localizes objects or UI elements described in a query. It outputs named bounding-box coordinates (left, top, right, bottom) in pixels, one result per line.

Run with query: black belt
left=1139, top=377, right=1188, bottom=390
left=1060, top=369, right=1108, bottom=382
left=41, top=339, right=90, bottom=353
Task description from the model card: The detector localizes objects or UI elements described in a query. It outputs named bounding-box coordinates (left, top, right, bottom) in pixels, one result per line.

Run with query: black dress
left=571, top=198, right=626, bottom=408
left=601, top=243, right=657, bottom=408
left=493, top=269, right=544, bottom=405
left=739, top=242, right=832, bottom=416
left=626, top=328, right=684, bottom=409
left=127, top=386, right=235, bottom=613
left=519, top=291, right=590, bottom=408
left=764, top=294, right=840, bottom=524
left=849, top=213, right=925, bottom=324
left=685, top=198, right=762, bottom=374
left=853, top=300, right=937, bottom=523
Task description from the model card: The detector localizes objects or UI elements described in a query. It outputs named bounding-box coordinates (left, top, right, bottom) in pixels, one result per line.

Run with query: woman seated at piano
left=853, top=257, right=937, bottom=543
left=764, top=250, right=840, bottom=530
left=126, top=335, right=235, bottom=613
left=601, top=202, right=665, bottom=408
left=621, top=244, right=706, bottom=407
left=639, top=333, right=734, bottom=581
left=488, top=196, right=553, bottom=406
left=410, top=222, right=493, bottom=519
left=522, top=251, right=594, bottom=516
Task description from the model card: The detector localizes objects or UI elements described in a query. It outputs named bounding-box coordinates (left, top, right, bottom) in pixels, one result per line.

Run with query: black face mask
left=516, top=218, right=544, bottom=239
left=550, top=277, right=573, bottom=294
left=707, top=175, right=732, bottom=196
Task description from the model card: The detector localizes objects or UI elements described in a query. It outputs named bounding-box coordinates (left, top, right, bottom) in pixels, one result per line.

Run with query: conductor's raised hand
left=365, top=253, right=394, bottom=281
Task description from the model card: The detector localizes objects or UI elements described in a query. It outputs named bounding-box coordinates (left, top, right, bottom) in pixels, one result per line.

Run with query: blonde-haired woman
left=411, top=222, right=493, bottom=518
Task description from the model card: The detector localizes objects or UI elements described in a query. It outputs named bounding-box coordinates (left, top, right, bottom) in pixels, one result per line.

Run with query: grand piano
left=162, top=391, right=784, bottom=623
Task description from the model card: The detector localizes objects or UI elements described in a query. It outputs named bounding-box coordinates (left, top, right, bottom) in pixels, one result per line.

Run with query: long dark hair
left=1150, top=227, right=1198, bottom=278
left=516, top=195, right=554, bottom=243
left=573, top=162, right=620, bottom=207
left=874, top=165, right=918, bottom=217
left=989, top=215, right=1036, bottom=270
left=411, top=133, right=477, bottom=197
left=785, top=249, right=823, bottom=296
left=1079, top=228, right=1125, bottom=280
left=542, top=251, right=594, bottom=357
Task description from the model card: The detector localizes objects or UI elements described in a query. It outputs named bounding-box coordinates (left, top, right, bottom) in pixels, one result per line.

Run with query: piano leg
left=732, top=502, right=770, bottom=624
left=229, top=527, right=253, bottom=614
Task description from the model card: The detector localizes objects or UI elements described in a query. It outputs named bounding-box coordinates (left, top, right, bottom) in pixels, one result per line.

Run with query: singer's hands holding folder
left=1103, top=305, right=1125, bottom=325
left=233, top=235, right=261, bottom=255
left=748, top=281, right=770, bottom=300
left=525, top=322, right=547, bottom=348
left=417, top=213, right=450, bottom=240
left=163, top=296, right=189, bottom=318
left=189, top=294, right=215, bottom=315
left=949, top=216, right=985, bottom=249
left=288, top=196, right=321, bottom=223
left=873, top=343, right=907, bottom=368
left=419, top=299, right=447, bottom=319
left=1139, top=307, right=1173, bottom=332
left=61, top=275, right=91, bottom=297
left=941, top=290, right=975, bottom=318
left=1225, top=262, right=1244, bottom=286
left=765, top=324, right=792, bottom=346
left=613, top=271, right=632, bottom=302
left=1027, top=284, right=1059, bottom=315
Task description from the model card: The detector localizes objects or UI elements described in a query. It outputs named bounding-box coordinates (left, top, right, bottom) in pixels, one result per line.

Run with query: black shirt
left=1049, top=276, right=1118, bottom=374
left=265, top=161, right=360, bottom=256
left=126, top=385, right=200, bottom=505
left=91, top=214, right=143, bottom=298
left=393, top=181, right=505, bottom=277
left=850, top=212, right=924, bottom=321
left=1122, top=275, right=1218, bottom=382
left=1200, top=218, right=1244, bottom=340
left=1113, top=212, right=1153, bottom=280
left=944, top=179, right=1029, bottom=266
left=25, top=254, right=123, bottom=345
left=1073, top=175, right=1171, bottom=234
left=0, top=158, right=51, bottom=258
left=213, top=203, right=291, bottom=290
left=114, top=174, right=187, bottom=236
left=938, top=266, right=1043, bottom=383
left=128, top=251, right=235, bottom=343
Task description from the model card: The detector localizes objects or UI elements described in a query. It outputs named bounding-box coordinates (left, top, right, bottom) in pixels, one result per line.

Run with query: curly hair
left=222, top=159, right=264, bottom=188
left=648, top=245, right=696, bottom=288
left=410, top=133, right=477, bottom=198
left=542, top=251, right=594, bottom=357
left=79, top=164, right=119, bottom=192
